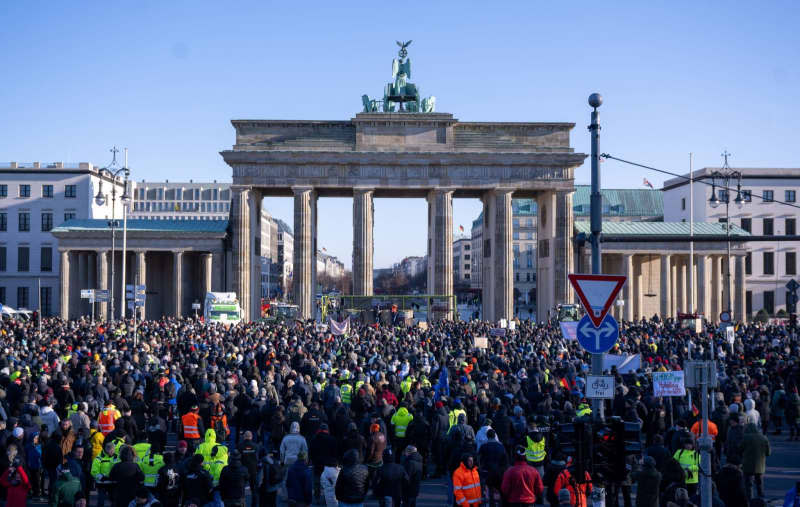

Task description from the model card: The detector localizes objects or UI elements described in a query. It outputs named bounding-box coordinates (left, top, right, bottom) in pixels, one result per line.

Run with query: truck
left=204, top=292, right=242, bottom=324
left=262, top=301, right=300, bottom=323
left=556, top=304, right=581, bottom=322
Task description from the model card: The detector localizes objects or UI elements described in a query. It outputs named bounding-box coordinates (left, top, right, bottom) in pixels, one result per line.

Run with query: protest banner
left=474, top=336, right=488, bottom=349
left=603, top=354, right=641, bottom=373
left=653, top=370, right=686, bottom=397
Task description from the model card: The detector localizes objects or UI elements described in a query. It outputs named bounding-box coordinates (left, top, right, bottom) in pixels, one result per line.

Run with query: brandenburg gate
left=221, top=43, right=586, bottom=321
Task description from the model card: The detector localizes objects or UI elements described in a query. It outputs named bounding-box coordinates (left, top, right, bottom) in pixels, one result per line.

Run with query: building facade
left=276, top=219, right=294, bottom=298
left=663, top=168, right=800, bottom=317
left=393, top=256, right=426, bottom=279
left=0, top=162, right=125, bottom=315
left=129, top=180, right=231, bottom=220
left=453, top=237, right=472, bottom=286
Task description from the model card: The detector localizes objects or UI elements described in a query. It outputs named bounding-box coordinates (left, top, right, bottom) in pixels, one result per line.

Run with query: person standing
left=716, top=454, right=748, bottom=507
left=631, top=456, right=661, bottom=507
left=238, top=431, right=261, bottom=507
left=281, top=422, right=309, bottom=467
left=401, top=445, right=423, bottom=507
left=453, top=454, right=481, bottom=507
left=180, top=405, right=203, bottom=452
left=0, top=457, right=31, bottom=507
left=500, top=446, right=544, bottom=507
left=742, top=422, right=770, bottom=500
left=320, top=460, right=340, bottom=507
left=108, top=446, right=144, bottom=507
left=219, top=450, right=250, bottom=507
left=673, top=440, right=701, bottom=497
left=52, top=465, right=81, bottom=507
left=335, top=449, right=369, bottom=507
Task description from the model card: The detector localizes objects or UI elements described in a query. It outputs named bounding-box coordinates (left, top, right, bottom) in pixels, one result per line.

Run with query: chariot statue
left=362, top=40, right=436, bottom=113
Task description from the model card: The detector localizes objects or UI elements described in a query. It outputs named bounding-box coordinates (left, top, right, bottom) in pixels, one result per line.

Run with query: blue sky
left=2, top=1, right=798, bottom=268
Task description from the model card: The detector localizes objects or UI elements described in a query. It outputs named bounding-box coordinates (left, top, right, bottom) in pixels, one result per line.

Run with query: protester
left=0, top=312, right=794, bottom=507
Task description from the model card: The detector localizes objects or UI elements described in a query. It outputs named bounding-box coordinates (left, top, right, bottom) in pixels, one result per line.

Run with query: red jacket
left=0, top=466, right=31, bottom=507
left=501, top=460, right=544, bottom=504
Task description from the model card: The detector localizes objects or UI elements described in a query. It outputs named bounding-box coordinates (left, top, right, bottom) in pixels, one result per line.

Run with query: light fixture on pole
left=94, top=147, right=130, bottom=323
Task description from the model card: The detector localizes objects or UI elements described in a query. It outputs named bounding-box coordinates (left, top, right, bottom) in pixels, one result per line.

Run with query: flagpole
left=690, top=153, right=694, bottom=315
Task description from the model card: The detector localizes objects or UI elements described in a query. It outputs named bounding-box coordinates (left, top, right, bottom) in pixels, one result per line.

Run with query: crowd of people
left=0, top=312, right=798, bottom=507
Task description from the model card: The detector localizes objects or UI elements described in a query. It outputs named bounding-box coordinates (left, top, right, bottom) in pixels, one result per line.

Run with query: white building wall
left=664, top=167, right=800, bottom=316
left=0, top=162, right=123, bottom=315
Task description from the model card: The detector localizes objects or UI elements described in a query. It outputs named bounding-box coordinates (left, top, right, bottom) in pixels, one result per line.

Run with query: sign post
left=569, top=273, right=626, bottom=421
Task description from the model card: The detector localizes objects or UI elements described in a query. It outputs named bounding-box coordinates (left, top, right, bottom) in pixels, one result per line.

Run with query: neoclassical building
left=574, top=222, right=750, bottom=322
left=52, top=219, right=229, bottom=320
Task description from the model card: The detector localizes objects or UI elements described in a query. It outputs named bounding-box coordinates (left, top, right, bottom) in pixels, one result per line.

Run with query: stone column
left=696, top=255, right=708, bottom=317
left=136, top=251, right=147, bottom=319
left=722, top=255, right=732, bottom=313
left=679, top=258, right=688, bottom=314
left=555, top=191, right=575, bottom=305
left=173, top=251, right=183, bottom=317
left=76, top=252, right=87, bottom=317
left=231, top=186, right=252, bottom=322
left=60, top=249, right=70, bottom=319
left=735, top=254, right=746, bottom=323
left=293, top=187, right=317, bottom=320
left=427, top=189, right=454, bottom=319
left=710, top=255, right=720, bottom=321
left=623, top=254, right=634, bottom=322
left=352, top=188, right=374, bottom=297
left=97, top=250, right=109, bottom=320
left=536, top=191, right=556, bottom=322
left=660, top=254, right=671, bottom=319
left=202, top=253, right=213, bottom=295
left=670, top=258, right=678, bottom=317
left=481, top=189, right=514, bottom=323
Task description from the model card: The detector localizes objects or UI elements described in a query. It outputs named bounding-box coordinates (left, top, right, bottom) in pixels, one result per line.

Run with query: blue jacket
left=785, top=486, right=799, bottom=507
left=286, top=461, right=313, bottom=504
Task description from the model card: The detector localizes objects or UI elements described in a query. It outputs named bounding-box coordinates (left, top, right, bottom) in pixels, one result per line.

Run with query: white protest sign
left=474, top=336, right=488, bottom=349
left=726, top=326, right=735, bottom=345
left=585, top=375, right=615, bottom=399
left=508, top=321, right=516, bottom=331
left=653, top=370, right=686, bottom=397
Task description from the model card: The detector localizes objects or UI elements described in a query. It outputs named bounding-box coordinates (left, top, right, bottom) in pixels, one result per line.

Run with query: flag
left=434, top=367, right=449, bottom=400
left=560, top=377, right=570, bottom=389
left=174, top=203, right=180, bottom=211
left=643, top=178, right=654, bottom=189
left=692, top=404, right=699, bottom=417
left=459, top=225, right=464, bottom=233
left=322, top=247, right=327, bottom=252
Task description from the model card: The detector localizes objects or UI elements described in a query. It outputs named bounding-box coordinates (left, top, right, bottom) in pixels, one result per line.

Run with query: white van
left=16, top=308, right=34, bottom=321
left=1, top=305, right=19, bottom=321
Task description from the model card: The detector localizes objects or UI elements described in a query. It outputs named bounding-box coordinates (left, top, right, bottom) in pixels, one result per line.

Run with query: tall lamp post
left=94, top=147, right=130, bottom=323
left=708, top=151, right=744, bottom=318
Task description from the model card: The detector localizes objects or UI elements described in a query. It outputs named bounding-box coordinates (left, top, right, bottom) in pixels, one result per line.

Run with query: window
left=64, top=184, right=77, bottom=198
left=18, top=212, right=30, bottom=232
left=40, top=247, right=52, bottom=272
left=64, top=212, right=76, bottom=222
left=464, top=244, right=470, bottom=251
left=763, top=218, right=773, bottom=236
left=17, top=287, right=29, bottom=308
left=41, top=212, right=53, bottom=232
left=464, top=254, right=470, bottom=260
left=515, top=273, right=519, bottom=282
left=786, top=190, right=796, bottom=203
left=0, top=287, right=4, bottom=305
left=745, top=252, right=752, bottom=275
left=42, top=184, right=53, bottom=198
left=19, top=184, right=31, bottom=197
left=40, top=286, right=52, bottom=316
left=718, top=218, right=728, bottom=224
left=763, top=251, right=774, bottom=275
left=787, top=218, right=796, bottom=236
left=526, top=273, right=531, bottom=282
left=719, top=190, right=729, bottom=202
left=0, top=212, right=6, bottom=231
left=681, top=198, right=686, bottom=210
left=0, top=246, right=5, bottom=271
left=740, top=218, right=751, bottom=233
left=764, top=290, right=775, bottom=315
left=0, top=184, right=7, bottom=198
left=763, top=190, right=774, bottom=202
left=787, top=251, right=797, bottom=275
left=464, top=264, right=470, bottom=270
left=742, top=190, right=752, bottom=202
left=18, top=246, right=30, bottom=272
left=464, top=273, right=470, bottom=280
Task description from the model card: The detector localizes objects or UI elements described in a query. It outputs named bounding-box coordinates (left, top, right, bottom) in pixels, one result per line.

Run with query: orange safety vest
left=98, top=406, right=120, bottom=436
left=182, top=412, right=201, bottom=439
left=210, top=408, right=230, bottom=437
left=452, top=463, right=481, bottom=507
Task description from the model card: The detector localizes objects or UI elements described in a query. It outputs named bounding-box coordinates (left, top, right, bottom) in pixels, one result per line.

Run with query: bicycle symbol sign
left=585, top=375, right=615, bottom=399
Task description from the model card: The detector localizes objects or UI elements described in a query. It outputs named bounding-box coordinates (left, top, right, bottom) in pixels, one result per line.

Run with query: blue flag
left=434, top=368, right=449, bottom=401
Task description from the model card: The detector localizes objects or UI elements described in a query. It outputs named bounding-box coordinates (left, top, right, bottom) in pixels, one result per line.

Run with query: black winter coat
left=402, top=451, right=424, bottom=499
left=717, top=464, right=748, bottom=507
left=375, top=462, right=408, bottom=503
left=218, top=458, right=249, bottom=501
left=335, top=450, right=369, bottom=504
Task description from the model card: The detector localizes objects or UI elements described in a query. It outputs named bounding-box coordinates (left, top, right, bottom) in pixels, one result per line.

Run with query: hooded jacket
left=335, top=449, right=369, bottom=504
left=280, top=422, right=308, bottom=465
left=741, top=423, right=770, bottom=474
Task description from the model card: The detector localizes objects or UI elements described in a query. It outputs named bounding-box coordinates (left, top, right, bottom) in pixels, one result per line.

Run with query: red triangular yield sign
left=568, top=273, right=626, bottom=327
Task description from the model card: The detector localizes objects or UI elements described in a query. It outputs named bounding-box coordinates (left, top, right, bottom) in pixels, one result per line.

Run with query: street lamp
left=94, top=147, right=130, bottom=323
left=708, top=150, right=744, bottom=318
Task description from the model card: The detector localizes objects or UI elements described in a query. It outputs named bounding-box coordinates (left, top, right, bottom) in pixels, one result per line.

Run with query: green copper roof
left=52, top=219, right=229, bottom=233
left=574, top=221, right=750, bottom=237
left=573, top=185, right=663, bottom=217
